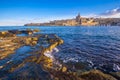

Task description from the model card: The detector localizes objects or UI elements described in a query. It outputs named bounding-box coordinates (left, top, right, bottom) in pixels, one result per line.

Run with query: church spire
left=76, top=13, right=81, bottom=24
left=78, top=13, right=80, bottom=17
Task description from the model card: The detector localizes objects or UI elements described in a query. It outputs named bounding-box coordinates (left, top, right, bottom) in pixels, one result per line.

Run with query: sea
left=0, top=26, right=120, bottom=72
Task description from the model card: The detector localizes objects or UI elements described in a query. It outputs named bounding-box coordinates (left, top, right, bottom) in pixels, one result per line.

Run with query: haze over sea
left=0, top=26, right=120, bottom=72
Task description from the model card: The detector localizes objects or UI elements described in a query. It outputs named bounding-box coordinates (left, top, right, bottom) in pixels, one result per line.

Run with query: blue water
left=0, top=26, right=120, bottom=72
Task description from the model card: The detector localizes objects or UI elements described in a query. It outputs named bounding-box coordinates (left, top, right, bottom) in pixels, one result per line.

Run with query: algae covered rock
left=0, top=31, right=65, bottom=80
left=0, top=31, right=16, bottom=38
left=6, top=63, right=52, bottom=80
left=8, top=29, right=40, bottom=35
left=110, top=72, right=120, bottom=80
left=33, top=29, right=40, bottom=32
left=62, top=66, right=67, bottom=72
left=79, top=70, right=117, bottom=80
left=8, top=30, right=21, bottom=34
left=32, top=37, right=38, bottom=41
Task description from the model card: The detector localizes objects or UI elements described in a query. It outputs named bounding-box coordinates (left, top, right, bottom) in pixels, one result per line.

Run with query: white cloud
left=99, top=7, right=120, bottom=18
left=84, top=7, right=120, bottom=18
left=83, top=14, right=98, bottom=18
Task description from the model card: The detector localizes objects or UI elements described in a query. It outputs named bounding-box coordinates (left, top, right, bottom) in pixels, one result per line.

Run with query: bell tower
left=76, top=13, right=81, bottom=24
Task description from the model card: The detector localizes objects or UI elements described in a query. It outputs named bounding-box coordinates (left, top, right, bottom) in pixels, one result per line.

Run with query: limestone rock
left=33, top=29, right=40, bottom=32
left=0, top=31, right=16, bottom=38
left=110, top=72, right=120, bottom=80
left=80, top=70, right=117, bottom=80
left=62, top=66, right=67, bottom=72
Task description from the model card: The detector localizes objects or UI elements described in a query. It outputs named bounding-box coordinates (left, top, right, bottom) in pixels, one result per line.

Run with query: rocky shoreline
left=0, top=29, right=119, bottom=80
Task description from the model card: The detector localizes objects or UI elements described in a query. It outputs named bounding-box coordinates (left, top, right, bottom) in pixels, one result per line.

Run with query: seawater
left=0, top=26, right=120, bottom=72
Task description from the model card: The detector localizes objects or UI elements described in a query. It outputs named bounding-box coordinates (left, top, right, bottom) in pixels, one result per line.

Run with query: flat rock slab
left=0, top=31, right=63, bottom=80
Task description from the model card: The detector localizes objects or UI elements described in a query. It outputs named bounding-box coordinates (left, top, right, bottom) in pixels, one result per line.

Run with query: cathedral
left=76, top=13, right=81, bottom=24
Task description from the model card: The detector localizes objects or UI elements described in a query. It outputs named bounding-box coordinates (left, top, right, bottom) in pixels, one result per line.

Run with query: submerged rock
left=7, top=63, right=52, bottom=80
left=8, top=29, right=40, bottom=35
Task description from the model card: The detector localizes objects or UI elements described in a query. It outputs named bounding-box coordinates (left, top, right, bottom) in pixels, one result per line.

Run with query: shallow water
left=0, top=26, right=120, bottom=72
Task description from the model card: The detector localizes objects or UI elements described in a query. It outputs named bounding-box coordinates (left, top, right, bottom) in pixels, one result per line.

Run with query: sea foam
left=44, top=47, right=59, bottom=59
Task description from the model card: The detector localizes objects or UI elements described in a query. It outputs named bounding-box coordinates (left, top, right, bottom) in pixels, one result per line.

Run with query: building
left=25, top=13, right=99, bottom=26
left=76, top=13, right=81, bottom=24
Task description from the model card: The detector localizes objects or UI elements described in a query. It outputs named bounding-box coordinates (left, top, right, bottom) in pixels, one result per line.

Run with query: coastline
left=24, top=14, right=120, bottom=27
left=0, top=29, right=119, bottom=80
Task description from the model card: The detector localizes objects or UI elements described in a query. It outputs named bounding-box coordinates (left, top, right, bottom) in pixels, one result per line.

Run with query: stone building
left=25, top=13, right=99, bottom=26
left=76, top=13, right=81, bottom=24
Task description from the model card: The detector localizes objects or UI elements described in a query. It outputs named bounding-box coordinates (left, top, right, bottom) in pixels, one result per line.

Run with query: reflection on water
left=0, top=26, right=120, bottom=72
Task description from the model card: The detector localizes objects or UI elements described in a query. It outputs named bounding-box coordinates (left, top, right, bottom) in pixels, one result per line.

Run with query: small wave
left=0, top=66, right=3, bottom=69
left=44, top=48, right=59, bottom=59
left=113, top=64, right=120, bottom=71
left=44, top=48, right=62, bottom=68
left=63, top=57, right=79, bottom=63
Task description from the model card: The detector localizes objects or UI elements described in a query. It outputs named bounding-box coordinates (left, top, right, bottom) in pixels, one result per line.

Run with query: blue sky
left=0, top=0, right=120, bottom=26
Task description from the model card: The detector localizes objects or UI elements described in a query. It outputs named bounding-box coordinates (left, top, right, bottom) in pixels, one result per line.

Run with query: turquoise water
left=0, top=26, right=120, bottom=72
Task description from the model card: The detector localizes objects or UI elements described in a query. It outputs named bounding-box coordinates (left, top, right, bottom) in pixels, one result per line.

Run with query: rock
left=54, top=77, right=59, bottom=80
left=20, top=29, right=33, bottom=35
left=1, top=31, right=8, bottom=34
left=27, top=37, right=32, bottom=41
left=28, top=32, right=33, bottom=35
left=32, top=37, right=38, bottom=41
left=0, top=32, right=64, bottom=80
left=0, top=31, right=16, bottom=38
left=0, top=66, right=3, bottom=69
left=62, top=66, right=67, bottom=72
left=49, top=70, right=79, bottom=80
left=8, top=29, right=40, bottom=35
left=58, top=39, right=64, bottom=44
left=8, top=30, right=21, bottom=34
left=110, top=72, right=120, bottom=80
left=6, top=63, right=52, bottom=80
left=80, top=70, right=117, bottom=80
left=48, top=42, right=58, bottom=51
left=32, top=41, right=37, bottom=45
left=33, top=29, right=40, bottom=32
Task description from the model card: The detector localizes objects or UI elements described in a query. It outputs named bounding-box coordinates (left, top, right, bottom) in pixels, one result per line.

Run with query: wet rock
left=110, top=72, right=120, bottom=80
left=0, top=31, right=118, bottom=80
left=1, top=31, right=7, bottom=34
left=1, top=29, right=40, bottom=38
left=32, top=41, right=37, bottom=45
left=58, top=39, right=64, bottom=45
left=8, top=30, right=21, bottom=34
left=79, top=70, right=117, bottom=80
left=49, top=70, right=80, bottom=80
left=66, top=62, right=90, bottom=71
left=7, top=63, right=52, bottom=80
left=0, top=31, right=16, bottom=38
left=48, top=42, right=58, bottom=51
left=32, top=37, right=38, bottom=41
left=8, top=29, right=40, bottom=35
left=62, top=66, right=67, bottom=72
left=33, top=29, right=40, bottom=32
left=0, top=31, right=64, bottom=80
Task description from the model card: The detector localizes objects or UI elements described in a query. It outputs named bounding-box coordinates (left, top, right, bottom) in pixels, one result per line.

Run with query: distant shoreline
left=0, top=25, right=120, bottom=27
left=24, top=14, right=120, bottom=27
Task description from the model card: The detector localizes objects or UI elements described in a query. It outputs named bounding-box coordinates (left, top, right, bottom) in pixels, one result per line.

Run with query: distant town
left=25, top=13, right=120, bottom=26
